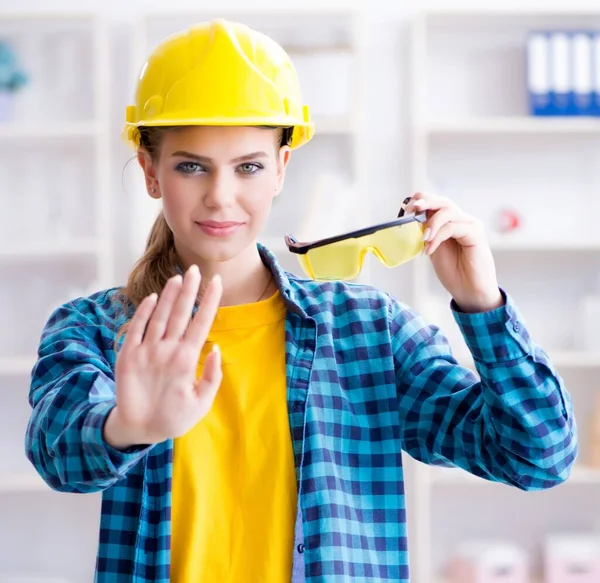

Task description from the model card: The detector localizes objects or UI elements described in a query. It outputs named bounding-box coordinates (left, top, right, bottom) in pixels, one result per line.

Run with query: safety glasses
left=284, top=200, right=427, bottom=281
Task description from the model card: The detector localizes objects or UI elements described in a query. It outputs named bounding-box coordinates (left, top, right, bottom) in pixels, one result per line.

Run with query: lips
left=195, top=220, right=245, bottom=237
left=198, top=220, right=243, bottom=228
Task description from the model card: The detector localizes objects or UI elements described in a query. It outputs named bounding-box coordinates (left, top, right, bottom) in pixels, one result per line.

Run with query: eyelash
left=175, top=162, right=264, bottom=175
left=238, top=162, right=263, bottom=175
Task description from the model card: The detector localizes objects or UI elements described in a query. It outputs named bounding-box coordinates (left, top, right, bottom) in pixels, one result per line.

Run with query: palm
left=116, top=343, right=201, bottom=439
left=114, top=266, right=223, bottom=444
left=429, top=238, right=473, bottom=293
left=428, top=221, right=500, bottom=311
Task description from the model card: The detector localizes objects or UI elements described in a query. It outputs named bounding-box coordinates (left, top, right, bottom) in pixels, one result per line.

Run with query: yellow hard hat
left=123, top=18, right=314, bottom=150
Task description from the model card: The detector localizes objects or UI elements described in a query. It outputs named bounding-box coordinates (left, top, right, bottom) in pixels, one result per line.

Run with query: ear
left=137, top=150, right=161, bottom=199
left=274, top=146, right=292, bottom=196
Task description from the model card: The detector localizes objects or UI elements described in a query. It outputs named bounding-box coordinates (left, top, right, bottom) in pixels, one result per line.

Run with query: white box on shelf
left=544, top=534, right=600, bottom=583
left=448, top=541, right=530, bottom=583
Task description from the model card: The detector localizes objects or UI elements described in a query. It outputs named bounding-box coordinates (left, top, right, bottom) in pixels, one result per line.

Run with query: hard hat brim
left=123, top=116, right=314, bottom=150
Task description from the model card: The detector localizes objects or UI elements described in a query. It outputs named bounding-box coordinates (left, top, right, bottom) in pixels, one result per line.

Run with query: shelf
left=431, top=466, right=600, bottom=486
left=0, top=11, right=101, bottom=21
left=313, top=115, right=357, bottom=135
left=421, top=117, right=600, bottom=136
left=488, top=238, right=600, bottom=252
left=0, top=122, right=100, bottom=140
left=141, top=6, right=356, bottom=18
left=456, top=350, right=600, bottom=369
left=0, top=239, right=99, bottom=260
left=0, top=357, right=35, bottom=375
left=0, top=471, right=48, bottom=493
left=551, top=351, right=600, bottom=368
left=424, top=7, right=600, bottom=19
left=422, top=9, right=600, bottom=33
left=438, top=579, right=543, bottom=583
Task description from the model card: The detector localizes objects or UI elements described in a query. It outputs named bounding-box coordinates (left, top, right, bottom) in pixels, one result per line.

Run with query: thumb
left=194, top=343, right=222, bottom=405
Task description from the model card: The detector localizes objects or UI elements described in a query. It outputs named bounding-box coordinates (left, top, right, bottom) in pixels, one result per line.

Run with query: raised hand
left=404, top=192, right=504, bottom=313
left=105, top=264, right=223, bottom=449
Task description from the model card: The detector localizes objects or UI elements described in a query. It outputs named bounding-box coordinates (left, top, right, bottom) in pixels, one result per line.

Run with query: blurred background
left=2, top=0, right=600, bottom=581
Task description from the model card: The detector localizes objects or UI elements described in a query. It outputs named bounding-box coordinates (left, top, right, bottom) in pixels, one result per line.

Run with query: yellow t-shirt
left=170, top=290, right=297, bottom=583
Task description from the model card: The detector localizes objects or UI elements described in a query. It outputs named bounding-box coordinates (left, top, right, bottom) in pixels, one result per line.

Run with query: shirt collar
left=173, top=243, right=311, bottom=320
left=258, top=243, right=310, bottom=319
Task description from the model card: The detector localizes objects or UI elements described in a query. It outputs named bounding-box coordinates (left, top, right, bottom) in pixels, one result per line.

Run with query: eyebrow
left=171, top=150, right=269, bottom=164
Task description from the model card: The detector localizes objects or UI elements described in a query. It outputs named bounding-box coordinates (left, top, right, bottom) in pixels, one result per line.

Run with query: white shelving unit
left=128, top=7, right=371, bottom=284
left=423, top=116, right=600, bottom=135
left=431, top=465, right=600, bottom=487
left=0, top=12, right=111, bottom=582
left=0, top=239, right=100, bottom=259
left=0, top=121, right=100, bottom=139
left=408, top=9, right=600, bottom=583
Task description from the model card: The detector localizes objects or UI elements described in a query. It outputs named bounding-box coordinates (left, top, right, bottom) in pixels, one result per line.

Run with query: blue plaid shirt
left=25, top=245, right=577, bottom=582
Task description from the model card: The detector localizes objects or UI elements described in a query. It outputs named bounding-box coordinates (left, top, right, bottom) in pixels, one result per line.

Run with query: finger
left=406, top=191, right=454, bottom=215
left=185, top=274, right=223, bottom=351
left=121, top=293, right=158, bottom=352
left=423, top=206, right=466, bottom=243
left=426, top=221, right=472, bottom=255
left=194, top=344, right=223, bottom=403
left=144, top=275, right=183, bottom=342
left=165, top=264, right=202, bottom=339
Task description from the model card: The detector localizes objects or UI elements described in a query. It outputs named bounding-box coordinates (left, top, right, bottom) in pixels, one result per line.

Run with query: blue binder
left=593, top=33, right=600, bottom=116
left=549, top=31, right=573, bottom=115
left=528, top=29, right=598, bottom=116
left=527, top=31, right=551, bottom=115
left=571, top=31, right=593, bottom=116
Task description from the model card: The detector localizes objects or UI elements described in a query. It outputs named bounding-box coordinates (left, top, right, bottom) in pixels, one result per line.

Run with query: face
left=138, top=125, right=291, bottom=267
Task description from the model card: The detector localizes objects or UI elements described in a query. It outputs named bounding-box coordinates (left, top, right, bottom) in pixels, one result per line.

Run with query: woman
left=25, top=18, right=577, bottom=583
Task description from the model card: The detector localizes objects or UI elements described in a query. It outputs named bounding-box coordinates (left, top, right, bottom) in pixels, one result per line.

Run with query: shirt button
left=513, top=322, right=521, bottom=332
left=297, top=543, right=305, bottom=554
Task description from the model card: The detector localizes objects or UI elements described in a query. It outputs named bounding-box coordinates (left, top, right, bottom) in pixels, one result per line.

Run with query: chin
left=189, top=237, right=254, bottom=264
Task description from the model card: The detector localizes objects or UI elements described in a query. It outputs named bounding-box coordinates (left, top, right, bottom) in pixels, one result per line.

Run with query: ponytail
left=116, top=211, right=177, bottom=341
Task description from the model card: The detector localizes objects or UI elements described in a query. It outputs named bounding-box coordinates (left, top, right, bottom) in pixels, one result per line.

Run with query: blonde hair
left=115, top=125, right=293, bottom=340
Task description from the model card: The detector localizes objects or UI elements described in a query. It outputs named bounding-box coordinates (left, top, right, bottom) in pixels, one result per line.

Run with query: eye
left=176, top=161, right=205, bottom=174
left=238, top=162, right=263, bottom=175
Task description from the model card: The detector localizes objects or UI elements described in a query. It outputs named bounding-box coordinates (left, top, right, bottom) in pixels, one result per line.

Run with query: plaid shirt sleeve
left=391, top=289, right=577, bottom=490
left=25, top=298, right=152, bottom=493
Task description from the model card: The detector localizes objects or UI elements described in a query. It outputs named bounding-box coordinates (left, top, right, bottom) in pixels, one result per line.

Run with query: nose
left=203, top=171, right=235, bottom=209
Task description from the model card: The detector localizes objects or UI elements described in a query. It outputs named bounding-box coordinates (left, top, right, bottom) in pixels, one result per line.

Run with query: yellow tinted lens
left=303, top=238, right=363, bottom=280
left=297, top=253, right=316, bottom=279
left=371, top=221, right=425, bottom=266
